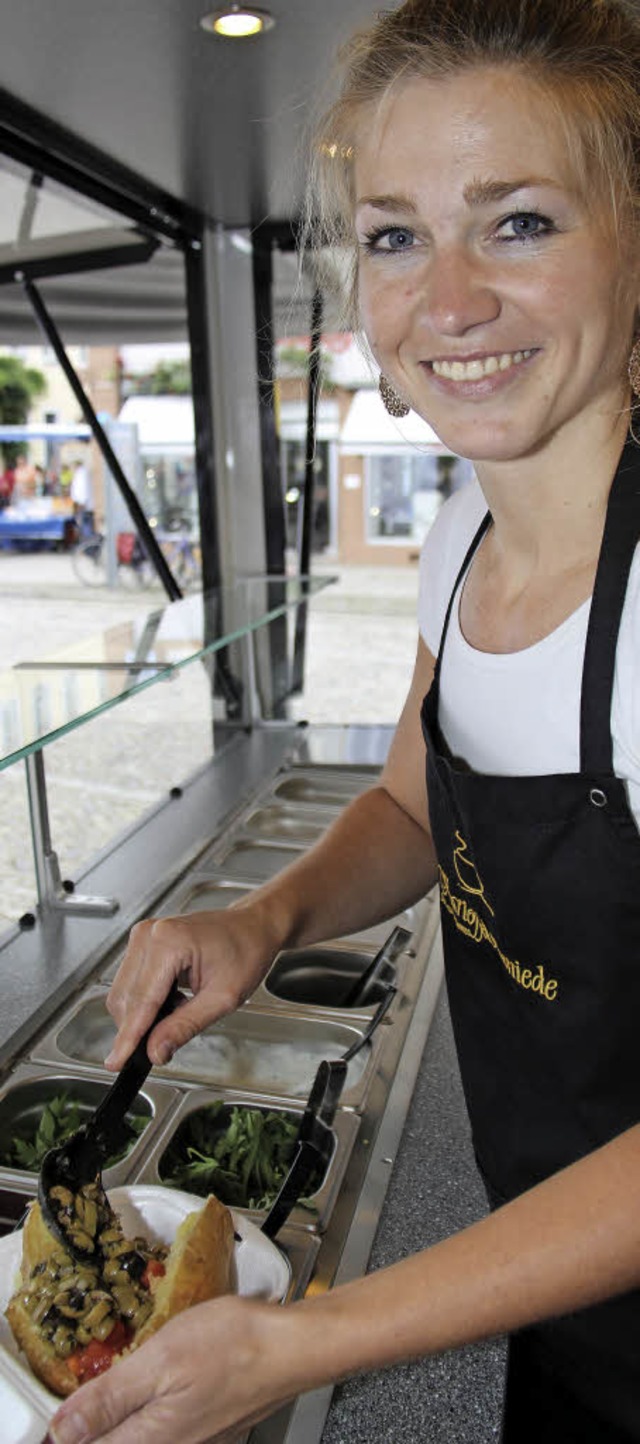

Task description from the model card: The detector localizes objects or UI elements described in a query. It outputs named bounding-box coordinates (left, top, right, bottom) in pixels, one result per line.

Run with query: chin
left=419, top=412, right=556, bottom=467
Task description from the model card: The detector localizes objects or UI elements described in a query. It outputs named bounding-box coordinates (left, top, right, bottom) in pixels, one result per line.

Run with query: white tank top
left=418, top=479, right=640, bottom=825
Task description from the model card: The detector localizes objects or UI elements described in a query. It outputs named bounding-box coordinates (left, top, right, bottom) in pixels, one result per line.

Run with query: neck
left=473, top=410, right=629, bottom=571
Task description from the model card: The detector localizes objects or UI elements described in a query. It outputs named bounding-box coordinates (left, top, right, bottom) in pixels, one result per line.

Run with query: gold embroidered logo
left=452, top=831, right=495, bottom=915
left=439, top=834, right=559, bottom=1003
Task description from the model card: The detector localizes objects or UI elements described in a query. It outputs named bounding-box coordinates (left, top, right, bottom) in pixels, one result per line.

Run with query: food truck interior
left=0, top=6, right=505, bottom=1441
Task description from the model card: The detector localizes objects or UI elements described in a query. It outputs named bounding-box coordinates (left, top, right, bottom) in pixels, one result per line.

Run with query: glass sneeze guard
left=1, top=575, right=333, bottom=773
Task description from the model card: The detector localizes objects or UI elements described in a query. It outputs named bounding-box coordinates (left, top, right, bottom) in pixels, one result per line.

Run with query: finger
left=105, top=976, right=182, bottom=1070
left=49, top=1354, right=152, bottom=1444
left=146, top=986, right=241, bottom=1066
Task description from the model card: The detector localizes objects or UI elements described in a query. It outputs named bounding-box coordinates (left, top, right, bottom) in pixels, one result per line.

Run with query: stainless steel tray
left=261, top=942, right=400, bottom=1012
left=29, top=990, right=387, bottom=1110
left=239, top=801, right=340, bottom=844
left=197, top=837, right=307, bottom=880
left=0, top=1063, right=181, bottom=1193
left=132, top=1086, right=360, bottom=1233
left=98, top=878, right=431, bottom=998
left=268, top=766, right=377, bottom=808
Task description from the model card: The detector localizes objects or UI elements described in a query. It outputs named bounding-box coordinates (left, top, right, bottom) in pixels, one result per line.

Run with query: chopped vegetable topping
left=20, top=1190, right=168, bottom=1360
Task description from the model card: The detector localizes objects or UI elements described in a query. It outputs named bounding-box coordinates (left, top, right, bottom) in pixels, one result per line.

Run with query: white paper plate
left=0, top=1184, right=291, bottom=1440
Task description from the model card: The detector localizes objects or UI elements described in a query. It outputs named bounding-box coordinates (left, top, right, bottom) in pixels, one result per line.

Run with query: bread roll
left=5, top=1191, right=234, bottom=1396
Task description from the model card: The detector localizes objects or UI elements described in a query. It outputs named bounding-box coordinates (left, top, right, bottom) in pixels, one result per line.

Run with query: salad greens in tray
left=159, top=1100, right=326, bottom=1210
left=0, top=1089, right=147, bottom=1173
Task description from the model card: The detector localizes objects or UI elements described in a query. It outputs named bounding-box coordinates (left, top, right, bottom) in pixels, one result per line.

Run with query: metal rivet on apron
left=589, top=787, right=608, bottom=808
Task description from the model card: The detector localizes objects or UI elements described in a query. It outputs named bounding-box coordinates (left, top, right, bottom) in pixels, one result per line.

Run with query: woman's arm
left=104, top=639, right=439, bottom=1071
left=50, top=1121, right=640, bottom=1444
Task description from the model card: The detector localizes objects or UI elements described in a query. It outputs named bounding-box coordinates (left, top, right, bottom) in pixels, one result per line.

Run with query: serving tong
left=342, top=924, right=412, bottom=1008
left=261, top=956, right=402, bottom=1238
left=37, top=983, right=182, bottom=1263
left=32, top=925, right=412, bottom=1252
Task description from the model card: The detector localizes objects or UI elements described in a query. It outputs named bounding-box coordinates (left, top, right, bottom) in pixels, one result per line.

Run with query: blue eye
left=363, top=226, right=415, bottom=252
left=498, top=211, right=554, bottom=242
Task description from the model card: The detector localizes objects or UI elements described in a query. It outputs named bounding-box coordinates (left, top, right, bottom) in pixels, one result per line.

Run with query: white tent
left=117, top=395, right=194, bottom=452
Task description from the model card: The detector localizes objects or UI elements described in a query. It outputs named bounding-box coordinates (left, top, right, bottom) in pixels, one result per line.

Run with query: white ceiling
left=0, top=0, right=383, bottom=227
left=0, top=0, right=382, bottom=341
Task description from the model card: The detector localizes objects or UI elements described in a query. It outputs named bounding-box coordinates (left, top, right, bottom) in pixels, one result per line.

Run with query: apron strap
left=433, top=510, right=492, bottom=692
left=580, top=437, right=640, bottom=775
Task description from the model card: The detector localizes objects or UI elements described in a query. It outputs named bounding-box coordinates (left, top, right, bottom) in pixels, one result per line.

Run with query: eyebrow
left=355, top=177, right=560, bottom=213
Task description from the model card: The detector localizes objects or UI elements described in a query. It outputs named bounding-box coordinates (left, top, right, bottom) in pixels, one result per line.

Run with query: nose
left=420, top=247, right=500, bottom=337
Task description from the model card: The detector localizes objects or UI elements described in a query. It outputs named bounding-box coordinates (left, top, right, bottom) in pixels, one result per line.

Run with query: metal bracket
left=25, top=750, right=119, bottom=918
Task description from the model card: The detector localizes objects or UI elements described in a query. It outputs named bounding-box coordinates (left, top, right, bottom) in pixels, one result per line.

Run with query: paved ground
left=1, top=550, right=420, bottom=927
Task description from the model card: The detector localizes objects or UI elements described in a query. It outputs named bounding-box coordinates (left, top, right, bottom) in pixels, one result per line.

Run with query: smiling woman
left=48, top=5, right=640, bottom=1444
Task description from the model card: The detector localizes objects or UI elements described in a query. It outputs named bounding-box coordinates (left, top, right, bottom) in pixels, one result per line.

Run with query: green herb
left=3, top=1090, right=147, bottom=1172
left=160, top=1102, right=324, bottom=1211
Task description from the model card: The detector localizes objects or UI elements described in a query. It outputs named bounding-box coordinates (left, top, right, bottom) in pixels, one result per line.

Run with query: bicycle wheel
left=118, top=555, right=155, bottom=589
left=72, top=536, right=108, bottom=587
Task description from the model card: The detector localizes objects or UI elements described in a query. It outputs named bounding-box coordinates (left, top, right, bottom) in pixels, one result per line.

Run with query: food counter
left=0, top=585, right=505, bottom=1441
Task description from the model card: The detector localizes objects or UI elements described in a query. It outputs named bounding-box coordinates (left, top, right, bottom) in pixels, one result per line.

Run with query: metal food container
left=0, top=1182, right=33, bottom=1236
left=30, top=990, right=386, bottom=1110
left=197, top=837, right=307, bottom=880
left=263, top=943, right=401, bottom=1012
left=133, top=1087, right=360, bottom=1233
left=99, top=880, right=428, bottom=990
left=268, top=766, right=376, bottom=808
left=0, top=1065, right=180, bottom=1192
left=239, top=802, right=339, bottom=844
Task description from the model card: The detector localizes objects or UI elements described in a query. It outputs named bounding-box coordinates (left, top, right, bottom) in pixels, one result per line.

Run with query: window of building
left=366, top=452, right=473, bottom=545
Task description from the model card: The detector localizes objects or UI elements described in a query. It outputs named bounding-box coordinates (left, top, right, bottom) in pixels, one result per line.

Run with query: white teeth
left=432, top=349, right=532, bottom=380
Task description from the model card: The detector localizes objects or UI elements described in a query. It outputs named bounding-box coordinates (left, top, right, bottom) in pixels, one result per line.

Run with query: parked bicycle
left=71, top=523, right=202, bottom=591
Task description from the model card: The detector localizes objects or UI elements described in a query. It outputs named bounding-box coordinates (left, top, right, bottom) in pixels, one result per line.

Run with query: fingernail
left=153, top=1040, right=175, bottom=1065
left=104, top=1049, right=118, bottom=1068
left=48, top=1412, right=90, bottom=1444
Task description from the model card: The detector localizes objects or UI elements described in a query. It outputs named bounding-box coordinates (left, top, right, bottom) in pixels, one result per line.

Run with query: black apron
left=421, top=437, right=640, bottom=1440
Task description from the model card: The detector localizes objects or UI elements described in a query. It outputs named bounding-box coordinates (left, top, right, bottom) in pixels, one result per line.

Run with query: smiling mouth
left=431, top=349, right=535, bottom=381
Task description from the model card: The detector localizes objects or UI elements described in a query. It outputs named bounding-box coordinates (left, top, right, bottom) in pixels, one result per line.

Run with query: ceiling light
left=200, top=5, right=275, bottom=37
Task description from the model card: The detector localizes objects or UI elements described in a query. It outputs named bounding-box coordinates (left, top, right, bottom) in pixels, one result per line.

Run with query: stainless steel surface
left=30, top=990, right=385, bottom=1109
left=264, top=944, right=396, bottom=1011
left=133, top=1087, right=360, bottom=1234
left=252, top=924, right=445, bottom=1444
left=200, top=838, right=307, bottom=880
left=0, top=725, right=302, bottom=1071
left=241, top=803, right=340, bottom=844
left=0, top=1063, right=179, bottom=1194
left=0, top=731, right=445, bottom=1444
left=269, top=769, right=376, bottom=808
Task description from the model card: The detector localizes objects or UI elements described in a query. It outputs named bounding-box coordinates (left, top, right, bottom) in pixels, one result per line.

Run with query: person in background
left=0, top=460, right=16, bottom=508
left=70, top=453, right=95, bottom=535
left=58, top=461, right=73, bottom=497
left=49, top=1, right=640, bottom=1441
left=13, top=452, right=37, bottom=501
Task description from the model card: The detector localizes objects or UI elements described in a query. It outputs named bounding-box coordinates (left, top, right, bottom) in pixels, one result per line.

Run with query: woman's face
left=354, top=67, right=640, bottom=464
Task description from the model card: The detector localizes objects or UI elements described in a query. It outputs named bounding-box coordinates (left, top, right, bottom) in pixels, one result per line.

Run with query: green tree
left=0, top=354, right=47, bottom=464
left=147, top=359, right=192, bottom=395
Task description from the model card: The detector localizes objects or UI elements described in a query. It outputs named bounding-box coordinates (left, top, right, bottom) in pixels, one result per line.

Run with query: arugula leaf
left=3, top=1091, right=147, bottom=1172
left=161, top=1103, right=324, bottom=1210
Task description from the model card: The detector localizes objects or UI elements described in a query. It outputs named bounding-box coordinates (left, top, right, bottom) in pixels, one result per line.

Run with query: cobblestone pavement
left=1, top=552, right=420, bottom=928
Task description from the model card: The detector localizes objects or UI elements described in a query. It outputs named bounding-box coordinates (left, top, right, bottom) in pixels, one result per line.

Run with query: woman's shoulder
left=418, top=476, right=487, bottom=652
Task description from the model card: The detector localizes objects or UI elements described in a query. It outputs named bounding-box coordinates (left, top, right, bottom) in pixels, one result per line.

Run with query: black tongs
left=342, top=923, right=412, bottom=1008
left=38, top=983, right=182, bottom=1262
left=261, top=983, right=397, bottom=1239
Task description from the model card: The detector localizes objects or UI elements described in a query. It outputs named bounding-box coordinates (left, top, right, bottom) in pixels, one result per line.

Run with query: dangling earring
left=379, top=374, right=410, bottom=418
left=629, top=338, right=640, bottom=399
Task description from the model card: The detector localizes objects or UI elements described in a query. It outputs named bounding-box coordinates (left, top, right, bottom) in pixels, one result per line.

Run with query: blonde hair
left=306, top=0, right=640, bottom=326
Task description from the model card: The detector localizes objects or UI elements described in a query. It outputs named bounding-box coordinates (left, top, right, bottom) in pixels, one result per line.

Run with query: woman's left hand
left=48, top=1296, right=295, bottom=1444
